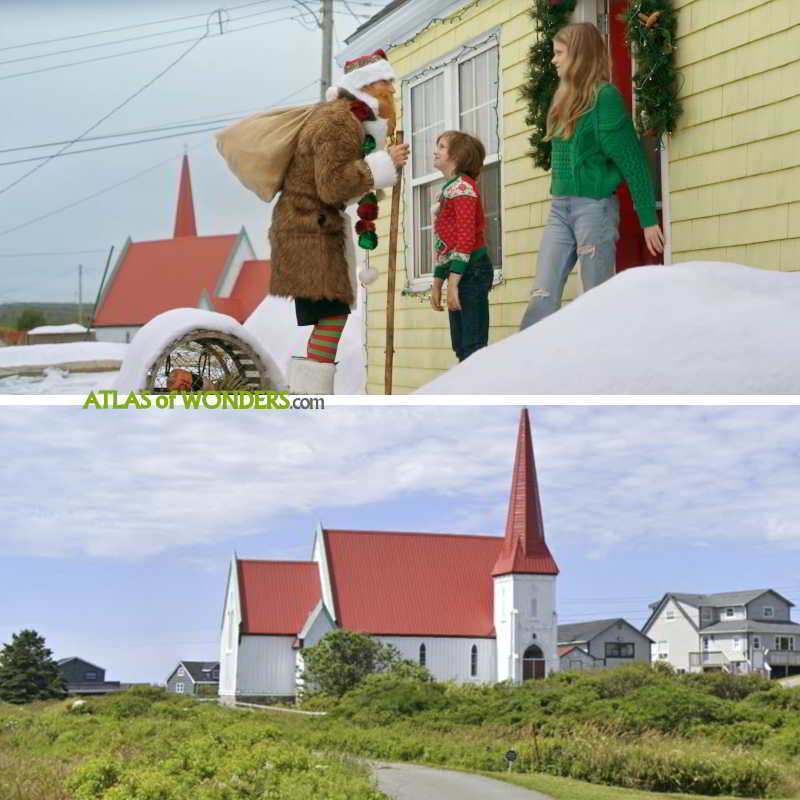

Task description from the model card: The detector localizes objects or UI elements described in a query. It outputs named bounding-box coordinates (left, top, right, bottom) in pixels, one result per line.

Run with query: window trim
left=763, top=606, right=775, bottom=618
left=176, top=682, right=184, bottom=694
left=605, top=641, right=635, bottom=659
left=419, top=642, right=427, bottom=666
left=401, top=30, right=503, bottom=292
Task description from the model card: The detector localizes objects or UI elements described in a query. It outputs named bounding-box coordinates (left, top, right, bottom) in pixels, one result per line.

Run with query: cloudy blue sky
left=2, top=404, right=799, bottom=684
left=0, top=0, right=389, bottom=304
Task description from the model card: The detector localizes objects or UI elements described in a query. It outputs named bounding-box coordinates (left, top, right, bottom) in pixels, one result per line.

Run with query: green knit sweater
left=550, top=82, right=658, bottom=228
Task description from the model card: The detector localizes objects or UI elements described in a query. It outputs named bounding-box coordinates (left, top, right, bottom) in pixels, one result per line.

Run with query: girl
left=430, top=131, right=493, bottom=362
left=519, top=22, right=665, bottom=331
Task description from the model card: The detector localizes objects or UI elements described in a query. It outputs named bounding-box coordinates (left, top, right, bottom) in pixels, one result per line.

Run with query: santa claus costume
left=267, top=50, right=399, bottom=394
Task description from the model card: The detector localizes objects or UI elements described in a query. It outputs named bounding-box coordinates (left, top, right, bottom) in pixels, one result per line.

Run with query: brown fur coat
left=268, top=99, right=378, bottom=305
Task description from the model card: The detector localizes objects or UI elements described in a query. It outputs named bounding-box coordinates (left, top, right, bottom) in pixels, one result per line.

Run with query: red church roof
left=237, top=560, right=321, bottom=635
left=492, top=409, right=559, bottom=577
left=94, top=156, right=269, bottom=327
left=323, top=529, right=501, bottom=637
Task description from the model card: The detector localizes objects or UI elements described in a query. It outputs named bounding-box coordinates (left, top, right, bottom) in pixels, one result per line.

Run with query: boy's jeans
left=448, top=253, right=493, bottom=362
left=519, top=195, right=619, bottom=331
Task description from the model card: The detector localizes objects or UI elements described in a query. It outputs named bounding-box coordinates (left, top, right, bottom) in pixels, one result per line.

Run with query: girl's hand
left=431, top=278, right=444, bottom=311
left=447, top=275, right=462, bottom=311
left=644, top=224, right=665, bottom=257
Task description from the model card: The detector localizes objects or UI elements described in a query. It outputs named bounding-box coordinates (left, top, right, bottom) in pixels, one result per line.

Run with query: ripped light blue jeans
left=519, top=195, right=620, bottom=331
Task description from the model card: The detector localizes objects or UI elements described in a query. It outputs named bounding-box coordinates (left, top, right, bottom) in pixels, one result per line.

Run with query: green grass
left=490, top=771, right=800, bottom=800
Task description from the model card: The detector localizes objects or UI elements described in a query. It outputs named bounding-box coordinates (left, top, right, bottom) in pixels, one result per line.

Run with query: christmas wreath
left=622, top=1, right=682, bottom=138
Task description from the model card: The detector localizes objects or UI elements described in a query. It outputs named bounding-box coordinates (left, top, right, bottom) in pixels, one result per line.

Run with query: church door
left=522, top=644, right=546, bottom=680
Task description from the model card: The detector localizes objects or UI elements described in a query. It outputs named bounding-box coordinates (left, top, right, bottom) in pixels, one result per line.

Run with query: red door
left=607, top=0, right=664, bottom=271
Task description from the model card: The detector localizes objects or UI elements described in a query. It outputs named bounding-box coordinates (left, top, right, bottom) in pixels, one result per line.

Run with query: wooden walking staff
left=384, top=129, right=403, bottom=395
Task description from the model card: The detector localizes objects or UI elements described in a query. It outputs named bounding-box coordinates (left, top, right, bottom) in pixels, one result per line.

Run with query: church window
left=470, top=645, right=478, bottom=676
left=419, top=643, right=426, bottom=666
left=530, top=597, right=538, bottom=617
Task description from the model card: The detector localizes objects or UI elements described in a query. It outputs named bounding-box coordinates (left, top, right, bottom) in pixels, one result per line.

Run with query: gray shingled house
left=166, top=661, right=220, bottom=697
left=557, top=618, right=652, bottom=670
left=57, top=657, right=121, bottom=695
left=643, top=589, right=800, bottom=677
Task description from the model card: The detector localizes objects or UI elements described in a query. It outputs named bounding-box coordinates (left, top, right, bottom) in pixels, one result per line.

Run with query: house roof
left=57, top=657, right=103, bottom=671
left=668, top=589, right=787, bottom=608
left=178, top=661, right=220, bottom=682
left=558, top=618, right=639, bottom=645
left=237, top=560, right=321, bottom=635
left=701, top=620, right=800, bottom=635
left=224, top=259, right=271, bottom=320
left=323, top=528, right=501, bottom=637
left=491, top=409, right=558, bottom=577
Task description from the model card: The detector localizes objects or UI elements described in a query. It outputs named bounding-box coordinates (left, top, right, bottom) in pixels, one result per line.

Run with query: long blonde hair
left=544, top=22, right=611, bottom=141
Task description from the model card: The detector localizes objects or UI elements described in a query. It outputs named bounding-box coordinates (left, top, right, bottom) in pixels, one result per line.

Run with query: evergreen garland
left=520, top=0, right=577, bottom=172
left=622, top=0, right=683, bottom=137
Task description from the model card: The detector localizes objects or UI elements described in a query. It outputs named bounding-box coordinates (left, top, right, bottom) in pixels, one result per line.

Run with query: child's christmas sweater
left=432, top=174, right=487, bottom=280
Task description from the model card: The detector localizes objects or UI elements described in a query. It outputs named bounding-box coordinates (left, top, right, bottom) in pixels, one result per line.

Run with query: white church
left=218, top=409, right=560, bottom=702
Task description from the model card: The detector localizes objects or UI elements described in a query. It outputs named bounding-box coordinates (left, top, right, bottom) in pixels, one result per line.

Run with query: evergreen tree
left=0, top=629, right=67, bottom=704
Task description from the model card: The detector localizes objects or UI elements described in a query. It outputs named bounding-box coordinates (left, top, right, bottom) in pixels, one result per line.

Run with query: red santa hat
left=325, top=49, right=396, bottom=103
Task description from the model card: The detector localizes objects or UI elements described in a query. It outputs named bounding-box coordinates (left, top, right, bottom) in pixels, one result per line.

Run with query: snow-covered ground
left=417, top=262, right=800, bottom=395
left=1, top=262, right=797, bottom=395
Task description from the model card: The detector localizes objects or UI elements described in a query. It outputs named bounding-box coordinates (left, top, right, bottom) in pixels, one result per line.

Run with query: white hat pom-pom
left=358, top=266, right=379, bottom=286
left=325, top=86, right=340, bottom=102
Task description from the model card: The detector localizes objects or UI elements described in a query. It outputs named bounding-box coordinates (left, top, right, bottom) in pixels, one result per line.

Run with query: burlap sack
left=215, top=104, right=317, bottom=203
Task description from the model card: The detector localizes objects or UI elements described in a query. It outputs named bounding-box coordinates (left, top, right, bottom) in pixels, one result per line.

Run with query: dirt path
left=372, top=761, right=553, bottom=800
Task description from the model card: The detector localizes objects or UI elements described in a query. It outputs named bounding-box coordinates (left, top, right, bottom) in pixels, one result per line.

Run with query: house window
left=776, top=636, right=795, bottom=651
left=657, top=641, right=669, bottom=659
left=212, top=669, right=219, bottom=680
left=419, top=643, right=426, bottom=666
left=470, top=644, right=478, bottom=677
left=605, top=642, right=634, bottom=658
left=177, top=667, right=185, bottom=677
left=665, top=608, right=675, bottom=620
left=753, top=636, right=761, bottom=650
left=84, top=671, right=97, bottom=681
left=763, top=606, right=774, bottom=618
left=701, top=608, right=712, bottom=622
left=725, top=608, right=734, bottom=617
left=176, top=682, right=184, bottom=694
left=733, top=637, right=741, bottom=650
left=406, top=38, right=502, bottom=283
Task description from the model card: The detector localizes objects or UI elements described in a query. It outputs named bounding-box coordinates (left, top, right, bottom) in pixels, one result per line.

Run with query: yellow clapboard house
left=338, top=0, right=800, bottom=394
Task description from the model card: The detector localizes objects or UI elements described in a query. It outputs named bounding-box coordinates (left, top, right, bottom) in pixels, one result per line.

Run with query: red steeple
left=173, top=154, right=197, bottom=238
left=491, top=409, right=559, bottom=577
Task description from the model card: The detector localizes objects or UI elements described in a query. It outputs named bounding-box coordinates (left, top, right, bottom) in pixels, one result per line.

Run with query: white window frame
left=657, top=640, right=669, bottom=659
left=763, top=606, right=774, bottom=618
left=176, top=682, right=184, bottom=694
left=177, top=666, right=185, bottom=677
left=665, top=608, right=675, bottom=620
left=402, top=31, right=503, bottom=292
left=753, top=636, right=761, bottom=650
left=725, top=607, right=734, bottom=618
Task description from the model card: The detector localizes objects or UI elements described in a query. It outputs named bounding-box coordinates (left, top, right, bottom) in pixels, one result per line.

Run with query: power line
left=0, top=13, right=320, bottom=82
left=0, top=79, right=320, bottom=239
left=0, top=5, right=297, bottom=67
left=0, top=30, right=211, bottom=197
left=0, top=0, right=287, bottom=52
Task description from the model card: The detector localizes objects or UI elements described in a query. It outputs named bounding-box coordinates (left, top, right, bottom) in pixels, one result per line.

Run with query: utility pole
left=320, top=0, right=333, bottom=101
left=77, top=263, right=83, bottom=325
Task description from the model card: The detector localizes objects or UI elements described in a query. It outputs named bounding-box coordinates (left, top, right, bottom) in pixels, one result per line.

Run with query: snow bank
left=28, top=323, right=88, bottom=334
left=244, top=291, right=367, bottom=395
left=417, top=262, right=800, bottom=395
left=0, top=341, right=126, bottom=368
left=111, top=308, right=285, bottom=392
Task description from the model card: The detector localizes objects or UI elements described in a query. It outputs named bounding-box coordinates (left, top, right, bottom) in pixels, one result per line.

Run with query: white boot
left=287, top=356, right=336, bottom=395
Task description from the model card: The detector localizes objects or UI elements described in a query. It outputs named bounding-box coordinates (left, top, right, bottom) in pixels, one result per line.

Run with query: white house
left=642, top=590, right=800, bottom=678
left=219, top=409, right=560, bottom=703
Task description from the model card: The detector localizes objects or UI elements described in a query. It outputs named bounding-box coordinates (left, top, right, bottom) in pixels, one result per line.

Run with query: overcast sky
left=0, top=0, right=388, bottom=305
left=2, top=404, right=799, bottom=683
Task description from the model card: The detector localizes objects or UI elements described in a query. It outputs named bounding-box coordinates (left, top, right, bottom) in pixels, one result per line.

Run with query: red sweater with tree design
left=432, top=174, right=487, bottom=280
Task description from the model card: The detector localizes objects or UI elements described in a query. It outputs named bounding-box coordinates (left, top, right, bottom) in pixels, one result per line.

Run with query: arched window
left=522, top=643, right=545, bottom=681
left=419, top=643, right=426, bottom=666
left=470, top=644, right=478, bottom=677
